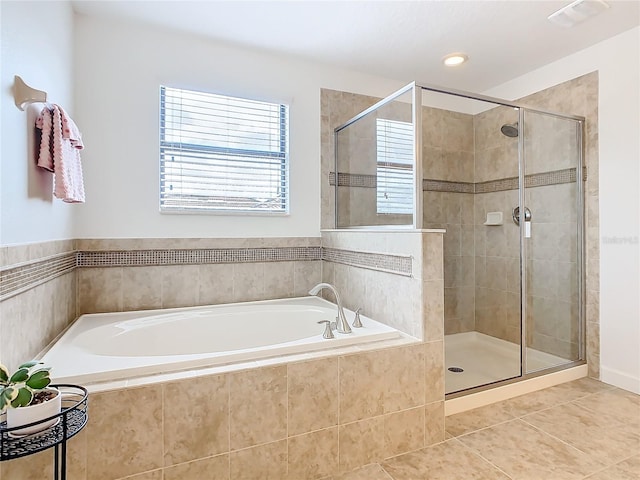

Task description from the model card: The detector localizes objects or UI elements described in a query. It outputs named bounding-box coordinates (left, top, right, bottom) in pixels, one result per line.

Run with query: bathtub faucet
left=308, top=283, right=352, bottom=334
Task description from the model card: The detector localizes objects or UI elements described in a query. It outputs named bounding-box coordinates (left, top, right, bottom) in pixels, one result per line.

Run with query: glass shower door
left=427, top=92, right=524, bottom=393
left=521, top=110, right=583, bottom=373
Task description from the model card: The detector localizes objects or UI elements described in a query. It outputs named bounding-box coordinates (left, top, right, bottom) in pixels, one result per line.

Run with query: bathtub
left=40, top=296, right=401, bottom=384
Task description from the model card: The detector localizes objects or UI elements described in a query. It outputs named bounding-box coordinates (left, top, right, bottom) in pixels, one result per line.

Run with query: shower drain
left=448, top=367, right=464, bottom=373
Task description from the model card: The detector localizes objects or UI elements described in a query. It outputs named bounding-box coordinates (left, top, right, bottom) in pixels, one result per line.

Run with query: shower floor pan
left=445, top=331, right=568, bottom=394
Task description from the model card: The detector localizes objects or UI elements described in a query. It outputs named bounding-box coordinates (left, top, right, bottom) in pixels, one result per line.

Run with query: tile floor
left=326, top=378, right=640, bottom=480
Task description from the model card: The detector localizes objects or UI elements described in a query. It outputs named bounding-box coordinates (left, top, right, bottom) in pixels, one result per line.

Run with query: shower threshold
left=445, top=331, right=569, bottom=394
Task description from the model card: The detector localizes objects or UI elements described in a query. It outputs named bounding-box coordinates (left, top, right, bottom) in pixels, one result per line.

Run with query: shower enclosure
left=334, top=82, right=584, bottom=395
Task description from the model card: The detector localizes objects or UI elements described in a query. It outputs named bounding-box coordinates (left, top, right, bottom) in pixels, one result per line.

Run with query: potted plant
left=0, top=361, right=61, bottom=436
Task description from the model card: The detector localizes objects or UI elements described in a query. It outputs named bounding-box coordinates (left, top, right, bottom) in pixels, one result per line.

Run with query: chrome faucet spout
left=308, top=283, right=352, bottom=334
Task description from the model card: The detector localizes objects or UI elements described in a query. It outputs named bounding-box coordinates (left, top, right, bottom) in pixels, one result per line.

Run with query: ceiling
left=72, top=0, right=640, bottom=91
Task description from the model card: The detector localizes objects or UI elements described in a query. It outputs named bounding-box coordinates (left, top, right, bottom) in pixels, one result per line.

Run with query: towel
left=35, top=104, right=85, bottom=203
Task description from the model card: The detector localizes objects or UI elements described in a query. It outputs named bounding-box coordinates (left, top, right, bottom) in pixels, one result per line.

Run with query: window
left=376, top=118, right=413, bottom=215
left=160, top=86, right=289, bottom=213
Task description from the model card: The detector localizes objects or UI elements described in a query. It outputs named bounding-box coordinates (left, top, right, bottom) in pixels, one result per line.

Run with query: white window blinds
left=376, top=118, right=414, bottom=215
left=160, top=86, right=289, bottom=213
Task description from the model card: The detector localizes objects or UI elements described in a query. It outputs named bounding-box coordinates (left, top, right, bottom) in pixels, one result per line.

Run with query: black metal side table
left=0, top=384, right=88, bottom=480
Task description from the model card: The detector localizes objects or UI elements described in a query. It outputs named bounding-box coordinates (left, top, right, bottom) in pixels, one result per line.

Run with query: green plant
left=0, top=361, right=52, bottom=413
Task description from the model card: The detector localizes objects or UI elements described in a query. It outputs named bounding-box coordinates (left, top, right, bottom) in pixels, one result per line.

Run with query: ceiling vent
left=548, top=0, right=610, bottom=27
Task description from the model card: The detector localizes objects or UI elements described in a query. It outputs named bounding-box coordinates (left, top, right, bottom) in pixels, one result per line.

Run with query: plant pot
left=6, top=388, right=61, bottom=436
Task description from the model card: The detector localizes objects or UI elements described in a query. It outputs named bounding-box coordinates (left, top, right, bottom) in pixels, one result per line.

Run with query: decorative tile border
left=474, top=176, right=519, bottom=194
left=0, top=252, right=76, bottom=301
left=77, top=247, right=322, bottom=267
left=526, top=167, right=579, bottom=189
left=331, top=167, right=584, bottom=194
left=422, top=179, right=474, bottom=194
left=0, top=245, right=412, bottom=301
left=322, top=247, right=412, bottom=277
left=475, top=168, right=580, bottom=193
left=329, top=172, right=376, bottom=188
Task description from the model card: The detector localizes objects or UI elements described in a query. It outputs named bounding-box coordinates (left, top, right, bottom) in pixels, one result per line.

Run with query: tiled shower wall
left=519, top=73, right=598, bottom=368
left=334, top=93, right=413, bottom=227
left=471, top=105, right=520, bottom=345
left=321, top=89, right=381, bottom=230
left=421, top=107, right=476, bottom=336
left=470, top=76, right=595, bottom=362
left=321, top=71, right=599, bottom=376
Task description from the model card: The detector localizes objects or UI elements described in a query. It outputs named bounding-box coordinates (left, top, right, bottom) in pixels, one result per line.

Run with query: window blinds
left=160, top=86, right=289, bottom=213
left=376, top=118, right=414, bottom=215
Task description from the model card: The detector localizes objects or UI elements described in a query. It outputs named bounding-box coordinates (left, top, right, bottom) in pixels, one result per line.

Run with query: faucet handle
left=352, top=308, right=363, bottom=328
left=317, top=320, right=335, bottom=339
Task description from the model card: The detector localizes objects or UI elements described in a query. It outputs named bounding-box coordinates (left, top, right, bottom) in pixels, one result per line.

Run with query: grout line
left=227, top=373, right=231, bottom=480
left=516, top=418, right=606, bottom=465
left=448, top=437, right=516, bottom=479
left=378, top=463, right=396, bottom=480
left=580, top=451, right=640, bottom=479
left=160, top=383, right=166, bottom=469
left=448, top=415, right=518, bottom=440
left=337, top=354, right=342, bottom=472
left=285, top=364, right=289, bottom=479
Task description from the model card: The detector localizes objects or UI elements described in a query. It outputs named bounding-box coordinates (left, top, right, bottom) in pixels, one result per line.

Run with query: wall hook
left=13, top=75, right=47, bottom=110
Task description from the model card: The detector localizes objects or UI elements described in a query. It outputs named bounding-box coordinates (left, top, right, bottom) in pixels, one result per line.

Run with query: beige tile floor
left=326, top=378, right=640, bottom=480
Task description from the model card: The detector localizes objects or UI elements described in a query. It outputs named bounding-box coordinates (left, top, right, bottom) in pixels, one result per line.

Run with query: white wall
left=0, top=1, right=75, bottom=246
left=484, top=27, right=640, bottom=393
left=72, top=15, right=403, bottom=239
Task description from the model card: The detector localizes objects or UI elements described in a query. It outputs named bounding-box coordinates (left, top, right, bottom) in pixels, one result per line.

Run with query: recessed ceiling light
left=443, top=53, right=468, bottom=67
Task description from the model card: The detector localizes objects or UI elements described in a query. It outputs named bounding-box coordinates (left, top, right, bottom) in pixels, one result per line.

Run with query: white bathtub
left=40, top=296, right=401, bottom=384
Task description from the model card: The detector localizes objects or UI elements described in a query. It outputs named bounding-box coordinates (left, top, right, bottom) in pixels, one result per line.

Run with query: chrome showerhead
left=500, top=122, right=519, bottom=138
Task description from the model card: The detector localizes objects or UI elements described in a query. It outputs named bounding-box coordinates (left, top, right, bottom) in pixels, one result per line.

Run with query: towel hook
left=13, top=75, right=47, bottom=111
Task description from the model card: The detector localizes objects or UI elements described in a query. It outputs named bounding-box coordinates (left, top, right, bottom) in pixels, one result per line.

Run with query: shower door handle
left=512, top=206, right=531, bottom=226
left=513, top=206, right=532, bottom=238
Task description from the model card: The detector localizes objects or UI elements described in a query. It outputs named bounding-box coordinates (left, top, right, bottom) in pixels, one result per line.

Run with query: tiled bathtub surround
left=0, top=232, right=446, bottom=479
left=0, top=234, right=420, bottom=369
left=0, top=340, right=446, bottom=480
left=0, top=238, right=320, bottom=370
left=322, top=229, right=445, bottom=342
left=1, top=240, right=418, bottom=319
left=74, top=238, right=323, bottom=315
left=0, top=240, right=77, bottom=373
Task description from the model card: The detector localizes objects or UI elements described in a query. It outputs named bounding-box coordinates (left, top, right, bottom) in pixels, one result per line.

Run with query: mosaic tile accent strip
left=422, top=179, right=474, bottom=194
left=322, top=247, right=412, bottom=277
left=474, top=176, right=519, bottom=193
left=329, top=172, right=377, bottom=188
left=331, top=167, right=583, bottom=194
left=0, top=252, right=76, bottom=301
left=475, top=168, right=579, bottom=193
left=77, top=247, right=322, bottom=267
left=0, top=247, right=323, bottom=300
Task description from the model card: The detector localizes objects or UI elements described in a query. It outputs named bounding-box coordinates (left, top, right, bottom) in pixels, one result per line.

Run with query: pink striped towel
left=35, top=104, right=85, bottom=203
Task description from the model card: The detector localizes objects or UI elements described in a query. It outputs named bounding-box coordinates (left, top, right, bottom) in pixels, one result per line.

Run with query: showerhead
left=501, top=122, right=519, bottom=138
